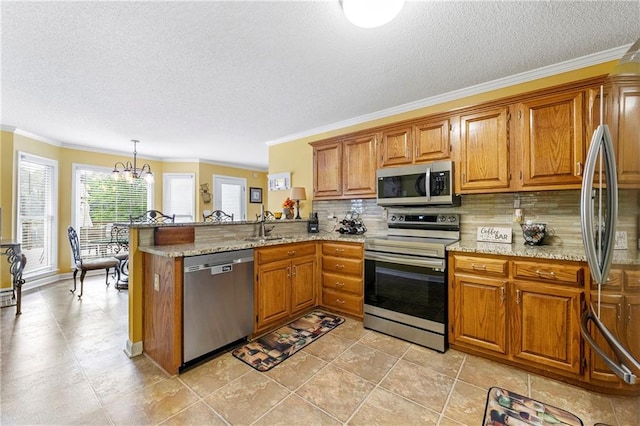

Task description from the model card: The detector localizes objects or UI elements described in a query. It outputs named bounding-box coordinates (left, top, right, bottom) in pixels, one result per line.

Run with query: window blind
left=163, top=174, right=194, bottom=223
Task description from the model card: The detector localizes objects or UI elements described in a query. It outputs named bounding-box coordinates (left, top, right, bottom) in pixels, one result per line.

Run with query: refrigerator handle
left=580, top=123, right=618, bottom=285
left=580, top=304, right=639, bottom=384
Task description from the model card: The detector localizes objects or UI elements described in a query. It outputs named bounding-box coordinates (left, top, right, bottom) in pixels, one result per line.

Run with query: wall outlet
left=154, top=274, right=160, bottom=291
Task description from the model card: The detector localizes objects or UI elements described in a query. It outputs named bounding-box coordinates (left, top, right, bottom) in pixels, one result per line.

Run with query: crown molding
left=265, top=43, right=631, bottom=146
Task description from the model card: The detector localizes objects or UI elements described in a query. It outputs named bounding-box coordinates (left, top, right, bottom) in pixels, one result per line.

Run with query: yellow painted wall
left=268, top=60, right=619, bottom=206
left=1, top=133, right=268, bottom=284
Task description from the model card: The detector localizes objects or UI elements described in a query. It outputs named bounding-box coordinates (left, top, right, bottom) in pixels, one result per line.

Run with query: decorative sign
left=476, top=226, right=512, bottom=244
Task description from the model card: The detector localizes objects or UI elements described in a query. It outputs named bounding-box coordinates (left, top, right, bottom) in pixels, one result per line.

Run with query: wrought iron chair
left=107, top=225, right=129, bottom=290
left=255, top=210, right=275, bottom=221
left=129, top=210, right=175, bottom=224
left=67, top=226, right=119, bottom=299
left=203, top=210, right=234, bottom=222
left=4, top=253, right=26, bottom=315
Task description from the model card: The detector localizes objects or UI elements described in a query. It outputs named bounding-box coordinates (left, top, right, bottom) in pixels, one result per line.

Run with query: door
left=511, top=281, right=583, bottom=374
left=290, top=256, right=316, bottom=315
left=313, top=141, right=342, bottom=198
left=380, top=126, right=412, bottom=167
left=588, top=292, right=624, bottom=383
left=342, top=133, right=377, bottom=197
left=459, top=107, right=511, bottom=191
left=256, top=260, right=290, bottom=329
left=413, top=117, right=451, bottom=163
left=451, top=274, right=508, bottom=354
left=517, top=91, right=585, bottom=188
left=213, top=175, right=245, bottom=221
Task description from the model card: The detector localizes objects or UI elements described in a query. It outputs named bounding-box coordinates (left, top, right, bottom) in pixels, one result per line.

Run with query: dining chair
left=255, top=210, right=275, bottom=221
left=67, top=226, right=119, bottom=299
left=129, top=210, right=175, bottom=224
left=107, top=225, right=129, bottom=290
left=203, top=210, right=234, bottom=222
left=6, top=253, right=26, bottom=315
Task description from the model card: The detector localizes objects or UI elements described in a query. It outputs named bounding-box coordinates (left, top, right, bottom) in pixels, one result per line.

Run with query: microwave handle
left=425, top=168, right=431, bottom=201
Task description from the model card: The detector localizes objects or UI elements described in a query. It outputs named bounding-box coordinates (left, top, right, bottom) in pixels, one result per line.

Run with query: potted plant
left=282, top=198, right=295, bottom=219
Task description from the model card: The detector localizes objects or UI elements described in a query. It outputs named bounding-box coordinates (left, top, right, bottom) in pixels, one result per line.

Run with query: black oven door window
left=365, top=260, right=445, bottom=323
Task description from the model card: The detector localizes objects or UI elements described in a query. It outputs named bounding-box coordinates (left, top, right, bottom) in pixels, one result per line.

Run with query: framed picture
left=250, top=187, right=262, bottom=203
left=267, top=172, right=291, bottom=191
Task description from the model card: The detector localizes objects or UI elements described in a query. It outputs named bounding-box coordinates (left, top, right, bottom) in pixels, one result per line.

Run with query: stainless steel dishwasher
left=183, top=249, right=254, bottom=367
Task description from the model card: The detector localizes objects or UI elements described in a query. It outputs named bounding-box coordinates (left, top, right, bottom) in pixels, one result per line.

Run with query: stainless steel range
left=364, top=213, right=460, bottom=352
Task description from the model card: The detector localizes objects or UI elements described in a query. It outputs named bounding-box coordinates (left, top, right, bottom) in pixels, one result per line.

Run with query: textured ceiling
left=2, top=1, right=639, bottom=170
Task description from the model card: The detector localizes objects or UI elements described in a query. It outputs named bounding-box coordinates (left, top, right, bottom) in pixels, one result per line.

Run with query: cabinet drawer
left=322, top=242, right=363, bottom=259
left=513, top=260, right=583, bottom=286
left=624, top=269, right=640, bottom=291
left=256, top=242, right=316, bottom=264
left=322, top=288, right=363, bottom=316
left=322, top=271, right=363, bottom=295
left=592, top=269, right=623, bottom=290
left=322, top=256, right=362, bottom=276
left=454, top=255, right=508, bottom=276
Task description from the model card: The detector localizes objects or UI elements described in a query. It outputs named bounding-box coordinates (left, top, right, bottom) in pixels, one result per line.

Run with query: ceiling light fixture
left=341, top=0, right=405, bottom=28
left=112, top=140, right=154, bottom=183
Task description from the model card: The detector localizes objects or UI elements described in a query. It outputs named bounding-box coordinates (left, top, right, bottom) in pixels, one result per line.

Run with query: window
left=17, top=152, right=58, bottom=277
left=73, top=164, right=152, bottom=260
left=213, top=175, right=246, bottom=221
left=162, top=173, right=195, bottom=223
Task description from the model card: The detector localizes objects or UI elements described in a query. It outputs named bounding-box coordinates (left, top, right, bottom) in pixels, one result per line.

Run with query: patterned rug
left=232, top=310, right=344, bottom=372
left=483, top=387, right=583, bottom=425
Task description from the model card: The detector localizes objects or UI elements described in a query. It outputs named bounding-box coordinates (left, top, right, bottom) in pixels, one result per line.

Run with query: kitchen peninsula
left=125, top=219, right=365, bottom=375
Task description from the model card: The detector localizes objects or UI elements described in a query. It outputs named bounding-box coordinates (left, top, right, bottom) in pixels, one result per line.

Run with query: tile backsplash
left=313, top=189, right=639, bottom=248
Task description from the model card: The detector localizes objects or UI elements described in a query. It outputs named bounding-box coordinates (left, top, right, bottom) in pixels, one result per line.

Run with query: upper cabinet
left=459, top=107, right=512, bottom=192
left=311, top=133, right=378, bottom=200
left=378, top=118, right=452, bottom=168
left=516, top=91, right=585, bottom=189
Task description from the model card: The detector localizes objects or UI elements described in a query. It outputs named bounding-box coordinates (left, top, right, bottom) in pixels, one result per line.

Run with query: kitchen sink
left=244, top=236, right=286, bottom=242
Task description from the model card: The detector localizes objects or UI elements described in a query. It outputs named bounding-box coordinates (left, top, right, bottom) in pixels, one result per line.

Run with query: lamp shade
left=290, top=187, right=307, bottom=201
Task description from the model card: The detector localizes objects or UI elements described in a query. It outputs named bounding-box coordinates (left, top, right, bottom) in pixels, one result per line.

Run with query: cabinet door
left=588, top=293, right=624, bottom=383
left=380, top=126, right=412, bottom=167
left=511, top=281, right=583, bottom=374
left=313, top=141, right=342, bottom=198
left=413, top=117, right=451, bottom=163
left=459, top=107, right=511, bottom=192
left=451, top=274, right=508, bottom=354
left=342, top=134, right=377, bottom=197
left=517, top=91, right=585, bottom=188
left=624, top=294, right=640, bottom=363
left=615, top=83, right=640, bottom=185
left=290, top=256, right=316, bottom=316
left=256, top=260, right=291, bottom=330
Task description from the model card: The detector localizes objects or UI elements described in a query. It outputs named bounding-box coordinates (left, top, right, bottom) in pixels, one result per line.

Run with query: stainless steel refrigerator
left=580, top=39, right=640, bottom=386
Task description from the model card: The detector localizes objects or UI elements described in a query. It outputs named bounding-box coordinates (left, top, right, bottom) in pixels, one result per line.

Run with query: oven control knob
left=438, top=216, right=445, bottom=222
left=390, top=215, right=397, bottom=222
left=398, top=216, right=404, bottom=221
left=448, top=216, right=456, bottom=223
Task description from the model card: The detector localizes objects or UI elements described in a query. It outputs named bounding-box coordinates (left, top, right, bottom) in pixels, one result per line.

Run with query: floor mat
left=232, top=310, right=344, bottom=372
left=483, top=387, right=583, bottom=425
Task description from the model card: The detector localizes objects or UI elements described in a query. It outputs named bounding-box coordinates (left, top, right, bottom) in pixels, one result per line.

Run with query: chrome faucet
left=258, top=205, right=273, bottom=239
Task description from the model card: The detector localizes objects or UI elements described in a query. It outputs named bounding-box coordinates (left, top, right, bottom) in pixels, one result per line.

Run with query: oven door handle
left=365, top=251, right=445, bottom=269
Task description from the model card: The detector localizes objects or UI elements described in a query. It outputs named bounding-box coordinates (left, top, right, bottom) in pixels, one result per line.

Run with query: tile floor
left=1, top=276, right=639, bottom=425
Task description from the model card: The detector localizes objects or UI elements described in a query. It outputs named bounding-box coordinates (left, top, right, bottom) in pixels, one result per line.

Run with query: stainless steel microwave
left=376, top=161, right=461, bottom=206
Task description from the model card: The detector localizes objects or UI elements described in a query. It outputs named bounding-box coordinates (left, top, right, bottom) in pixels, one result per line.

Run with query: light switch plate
left=614, top=231, right=628, bottom=250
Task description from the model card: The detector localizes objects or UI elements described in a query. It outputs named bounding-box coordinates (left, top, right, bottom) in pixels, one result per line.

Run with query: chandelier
left=112, top=140, right=154, bottom=183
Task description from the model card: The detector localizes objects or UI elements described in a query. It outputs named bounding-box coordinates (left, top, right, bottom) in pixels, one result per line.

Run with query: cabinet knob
left=336, top=299, right=345, bottom=304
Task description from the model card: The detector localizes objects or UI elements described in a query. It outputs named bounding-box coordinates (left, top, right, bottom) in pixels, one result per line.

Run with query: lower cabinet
left=449, top=253, right=585, bottom=381
left=254, top=242, right=317, bottom=334
left=319, top=242, right=364, bottom=318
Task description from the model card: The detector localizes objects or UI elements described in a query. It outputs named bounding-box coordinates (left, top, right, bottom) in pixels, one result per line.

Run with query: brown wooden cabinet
left=320, top=241, right=364, bottom=318
left=450, top=253, right=586, bottom=380
left=254, top=242, right=317, bottom=334
left=378, top=118, right=452, bottom=168
left=459, top=107, right=513, bottom=192
left=516, top=91, right=585, bottom=189
left=311, top=134, right=377, bottom=200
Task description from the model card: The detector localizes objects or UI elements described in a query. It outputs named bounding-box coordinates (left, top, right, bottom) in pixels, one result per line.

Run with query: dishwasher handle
left=184, top=255, right=253, bottom=274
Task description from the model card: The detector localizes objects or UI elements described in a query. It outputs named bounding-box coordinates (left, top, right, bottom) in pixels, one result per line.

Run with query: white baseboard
left=124, top=339, right=143, bottom=358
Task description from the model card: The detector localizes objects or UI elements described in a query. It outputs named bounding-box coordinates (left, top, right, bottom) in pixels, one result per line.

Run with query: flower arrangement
left=282, top=197, right=295, bottom=209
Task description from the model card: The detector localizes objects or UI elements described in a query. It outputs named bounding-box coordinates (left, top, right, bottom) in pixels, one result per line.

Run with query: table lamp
left=290, top=187, right=307, bottom=220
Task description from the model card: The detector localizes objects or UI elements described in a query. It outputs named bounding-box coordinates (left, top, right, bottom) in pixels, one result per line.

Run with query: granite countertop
left=447, top=238, right=640, bottom=265
left=139, top=233, right=365, bottom=257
